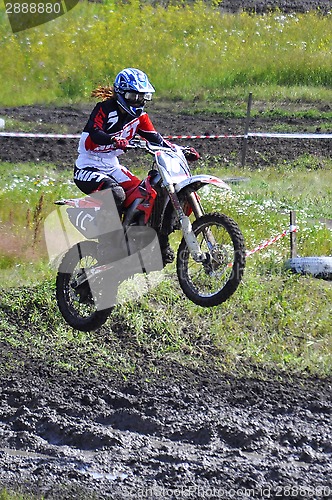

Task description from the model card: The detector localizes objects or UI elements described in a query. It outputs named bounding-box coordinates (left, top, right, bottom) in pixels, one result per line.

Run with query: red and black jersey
left=78, top=98, right=164, bottom=155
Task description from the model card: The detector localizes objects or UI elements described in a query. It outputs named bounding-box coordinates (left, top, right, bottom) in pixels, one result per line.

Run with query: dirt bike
left=54, top=140, right=246, bottom=331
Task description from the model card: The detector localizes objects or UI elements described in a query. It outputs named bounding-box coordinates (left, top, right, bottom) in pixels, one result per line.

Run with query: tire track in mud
left=0, top=365, right=331, bottom=499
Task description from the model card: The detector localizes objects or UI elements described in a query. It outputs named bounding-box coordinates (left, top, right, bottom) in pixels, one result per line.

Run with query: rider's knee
left=95, top=181, right=126, bottom=211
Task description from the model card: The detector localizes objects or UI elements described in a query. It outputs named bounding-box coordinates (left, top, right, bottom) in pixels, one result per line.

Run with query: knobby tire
left=176, top=213, right=245, bottom=307
left=56, top=241, right=112, bottom=331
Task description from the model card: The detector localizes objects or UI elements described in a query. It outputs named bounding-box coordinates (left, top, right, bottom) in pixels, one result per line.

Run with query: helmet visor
left=124, top=92, right=153, bottom=106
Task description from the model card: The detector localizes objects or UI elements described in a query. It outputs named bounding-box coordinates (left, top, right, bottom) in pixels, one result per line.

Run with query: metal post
left=290, top=210, right=297, bottom=258
left=241, top=92, right=252, bottom=167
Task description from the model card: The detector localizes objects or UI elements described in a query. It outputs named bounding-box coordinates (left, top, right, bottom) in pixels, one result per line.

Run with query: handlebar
left=127, top=139, right=190, bottom=157
left=126, top=139, right=172, bottom=152
left=126, top=139, right=153, bottom=151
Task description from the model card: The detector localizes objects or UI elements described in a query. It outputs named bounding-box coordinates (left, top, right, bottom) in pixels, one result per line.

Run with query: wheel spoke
left=56, top=241, right=112, bottom=331
left=177, top=213, right=245, bottom=307
left=189, top=226, right=234, bottom=295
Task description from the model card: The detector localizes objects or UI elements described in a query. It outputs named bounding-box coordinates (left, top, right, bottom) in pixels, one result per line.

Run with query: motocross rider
left=74, top=67, right=199, bottom=265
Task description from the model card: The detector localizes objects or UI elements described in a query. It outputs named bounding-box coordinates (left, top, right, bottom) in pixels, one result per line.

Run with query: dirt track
left=220, top=0, right=332, bottom=14
left=1, top=1, right=332, bottom=497
left=0, top=101, right=331, bottom=170
left=1, top=360, right=332, bottom=499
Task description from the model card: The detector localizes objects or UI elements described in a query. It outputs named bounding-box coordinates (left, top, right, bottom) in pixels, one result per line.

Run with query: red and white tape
left=225, top=225, right=297, bottom=268
left=165, top=134, right=244, bottom=139
left=246, top=225, right=298, bottom=258
left=0, top=132, right=244, bottom=139
left=0, top=131, right=331, bottom=139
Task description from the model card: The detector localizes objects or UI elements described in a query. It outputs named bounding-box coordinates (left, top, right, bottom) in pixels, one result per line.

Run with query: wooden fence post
left=290, top=210, right=297, bottom=258
left=241, top=92, right=252, bottom=167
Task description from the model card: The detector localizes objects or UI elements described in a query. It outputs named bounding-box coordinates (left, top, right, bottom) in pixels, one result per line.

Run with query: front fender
left=175, top=174, right=231, bottom=193
left=160, top=175, right=231, bottom=235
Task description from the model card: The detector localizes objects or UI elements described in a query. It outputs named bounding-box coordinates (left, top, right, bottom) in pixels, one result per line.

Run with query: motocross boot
left=159, top=234, right=174, bottom=266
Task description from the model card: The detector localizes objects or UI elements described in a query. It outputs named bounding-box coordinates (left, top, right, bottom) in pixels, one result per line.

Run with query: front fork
left=187, top=190, right=218, bottom=256
left=167, top=187, right=208, bottom=262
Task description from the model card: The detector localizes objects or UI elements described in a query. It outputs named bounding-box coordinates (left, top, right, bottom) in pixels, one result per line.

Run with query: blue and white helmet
left=114, top=68, right=155, bottom=117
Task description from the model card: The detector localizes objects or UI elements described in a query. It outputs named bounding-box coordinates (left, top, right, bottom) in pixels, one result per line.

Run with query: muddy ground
left=1, top=2, right=332, bottom=495
left=0, top=360, right=331, bottom=500
left=219, top=0, right=332, bottom=14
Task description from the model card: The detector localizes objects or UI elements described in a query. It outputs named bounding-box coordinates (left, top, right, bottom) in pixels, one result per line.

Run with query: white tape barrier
left=248, top=132, right=332, bottom=139
left=0, top=131, right=331, bottom=140
left=0, top=132, right=80, bottom=138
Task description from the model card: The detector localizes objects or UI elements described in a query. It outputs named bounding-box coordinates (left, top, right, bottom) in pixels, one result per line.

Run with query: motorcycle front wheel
left=56, top=241, right=113, bottom=331
left=177, top=213, right=245, bottom=307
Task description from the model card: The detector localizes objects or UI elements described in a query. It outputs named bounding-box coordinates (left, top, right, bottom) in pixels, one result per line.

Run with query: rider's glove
left=184, top=147, right=200, bottom=162
left=112, top=137, right=129, bottom=151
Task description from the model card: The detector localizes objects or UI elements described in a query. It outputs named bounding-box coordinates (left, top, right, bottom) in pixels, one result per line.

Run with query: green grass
left=0, top=490, right=40, bottom=500
left=200, top=156, right=332, bottom=257
left=0, top=162, right=78, bottom=287
left=2, top=117, right=74, bottom=134
left=0, top=1, right=331, bottom=106
left=0, top=0, right=331, bottom=378
left=0, top=156, right=331, bottom=376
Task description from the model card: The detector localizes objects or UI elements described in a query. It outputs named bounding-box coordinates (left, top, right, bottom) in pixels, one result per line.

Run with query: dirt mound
left=220, top=0, right=332, bottom=14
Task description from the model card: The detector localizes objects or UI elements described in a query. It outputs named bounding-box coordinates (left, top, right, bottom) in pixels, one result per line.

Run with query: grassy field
left=0, top=0, right=331, bottom=106
left=0, top=490, right=33, bottom=500
left=0, top=0, right=331, bottom=378
left=1, top=156, right=331, bottom=377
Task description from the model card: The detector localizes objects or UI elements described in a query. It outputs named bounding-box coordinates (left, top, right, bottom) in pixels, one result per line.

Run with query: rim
left=63, top=254, right=99, bottom=319
left=181, top=222, right=236, bottom=298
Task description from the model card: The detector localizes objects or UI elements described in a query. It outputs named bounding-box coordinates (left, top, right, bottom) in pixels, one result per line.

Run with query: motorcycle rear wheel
left=56, top=241, right=113, bottom=331
left=177, top=213, right=245, bottom=307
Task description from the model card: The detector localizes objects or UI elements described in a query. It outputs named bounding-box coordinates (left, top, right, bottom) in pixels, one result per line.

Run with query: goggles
left=124, top=92, right=153, bottom=104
